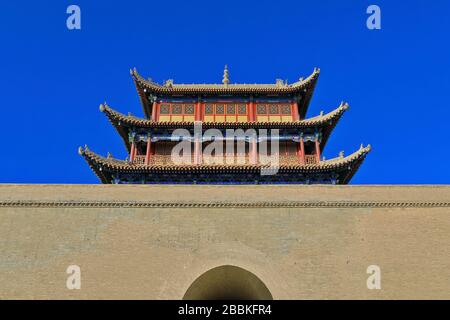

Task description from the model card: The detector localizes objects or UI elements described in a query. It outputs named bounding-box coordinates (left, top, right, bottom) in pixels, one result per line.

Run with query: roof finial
left=222, top=65, right=229, bottom=86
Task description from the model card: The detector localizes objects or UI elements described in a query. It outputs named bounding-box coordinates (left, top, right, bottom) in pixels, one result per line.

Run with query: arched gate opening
left=183, top=265, right=273, bottom=300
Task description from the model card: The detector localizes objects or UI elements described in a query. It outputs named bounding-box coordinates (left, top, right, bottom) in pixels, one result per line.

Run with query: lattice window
left=172, top=105, right=182, bottom=114
left=269, top=105, right=279, bottom=114
left=257, top=105, right=267, bottom=114
left=226, top=105, right=235, bottom=114
left=238, top=104, right=247, bottom=115
left=280, top=105, right=291, bottom=115
left=185, top=104, right=195, bottom=114
left=203, top=103, right=249, bottom=122
left=255, top=104, right=293, bottom=122
left=216, top=104, right=224, bottom=114
left=160, top=104, right=170, bottom=114
left=205, top=104, right=213, bottom=115
left=158, top=103, right=196, bottom=122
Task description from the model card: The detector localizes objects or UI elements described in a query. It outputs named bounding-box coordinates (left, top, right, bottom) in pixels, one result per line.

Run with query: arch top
left=183, top=265, right=273, bottom=300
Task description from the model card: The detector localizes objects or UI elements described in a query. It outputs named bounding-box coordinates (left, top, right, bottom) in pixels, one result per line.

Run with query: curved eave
left=100, top=102, right=348, bottom=151
left=131, top=67, right=319, bottom=94
left=131, top=67, right=320, bottom=118
left=131, top=70, right=152, bottom=119
left=299, top=72, right=319, bottom=119
left=78, top=146, right=112, bottom=184
left=78, top=145, right=370, bottom=184
left=319, top=102, right=349, bottom=152
left=99, top=104, right=132, bottom=153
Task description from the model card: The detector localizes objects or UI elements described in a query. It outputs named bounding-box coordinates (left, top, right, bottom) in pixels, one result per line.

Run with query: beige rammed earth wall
left=0, top=184, right=449, bottom=300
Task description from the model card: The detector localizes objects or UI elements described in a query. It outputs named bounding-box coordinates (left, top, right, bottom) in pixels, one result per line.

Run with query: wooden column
left=144, top=136, right=151, bottom=165
left=298, top=136, right=305, bottom=164
left=292, top=100, right=300, bottom=121
left=250, top=138, right=258, bottom=164
left=315, top=137, right=321, bottom=163
left=249, top=98, right=255, bottom=122
left=130, top=141, right=136, bottom=163
left=151, top=101, right=157, bottom=121
left=194, top=140, right=202, bottom=165
left=195, top=98, right=202, bottom=121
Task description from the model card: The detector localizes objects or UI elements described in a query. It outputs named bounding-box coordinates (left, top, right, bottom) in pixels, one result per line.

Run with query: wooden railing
left=132, top=155, right=146, bottom=165
left=203, top=154, right=250, bottom=165
left=132, top=154, right=320, bottom=165
left=305, top=155, right=318, bottom=165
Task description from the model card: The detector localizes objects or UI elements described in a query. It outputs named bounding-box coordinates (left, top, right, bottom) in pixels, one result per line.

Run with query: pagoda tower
left=79, top=66, right=370, bottom=184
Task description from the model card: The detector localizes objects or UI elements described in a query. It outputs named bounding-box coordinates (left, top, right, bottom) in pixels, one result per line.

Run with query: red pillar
left=145, top=137, right=151, bottom=165
left=194, top=140, right=202, bottom=165
left=298, top=137, right=305, bottom=164
left=250, top=139, right=257, bottom=164
left=130, top=141, right=136, bottom=163
left=195, top=99, right=202, bottom=121
left=151, top=102, right=157, bottom=121
left=249, top=100, right=255, bottom=122
left=315, top=138, right=321, bottom=163
left=292, top=101, right=299, bottom=121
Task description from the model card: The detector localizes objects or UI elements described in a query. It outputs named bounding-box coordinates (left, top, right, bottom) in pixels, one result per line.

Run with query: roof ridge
left=131, top=68, right=320, bottom=91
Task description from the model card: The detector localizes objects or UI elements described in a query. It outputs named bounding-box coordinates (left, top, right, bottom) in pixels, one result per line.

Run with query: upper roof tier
left=131, top=66, right=320, bottom=94
left=131, top=66, right=320, bottom=119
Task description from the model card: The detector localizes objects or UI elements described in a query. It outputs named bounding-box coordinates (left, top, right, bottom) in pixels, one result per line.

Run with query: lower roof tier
left=79, top=145, right=370, bottom=185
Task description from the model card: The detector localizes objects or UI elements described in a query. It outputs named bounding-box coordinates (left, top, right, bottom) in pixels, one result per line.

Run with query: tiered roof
left=80, top=66, right=370, bottom=184
left=79, top=145, right=371, bottom=185
left=131, top=67, right=320, bottom=119
left=100, top=102, right=349, bottom=152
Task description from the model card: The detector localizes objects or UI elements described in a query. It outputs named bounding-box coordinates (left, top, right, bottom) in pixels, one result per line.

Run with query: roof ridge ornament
left=222, top=65, right=229, bottom=87
left=275, top=79, right=284, bottom=87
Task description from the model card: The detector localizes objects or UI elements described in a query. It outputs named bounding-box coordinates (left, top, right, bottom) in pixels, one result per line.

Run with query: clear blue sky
left=1, top=0, right=449, bottom=184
